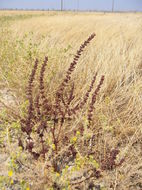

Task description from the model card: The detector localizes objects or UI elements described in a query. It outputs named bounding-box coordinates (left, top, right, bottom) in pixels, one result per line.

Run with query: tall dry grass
left=7, top=11, right=142, bottom=126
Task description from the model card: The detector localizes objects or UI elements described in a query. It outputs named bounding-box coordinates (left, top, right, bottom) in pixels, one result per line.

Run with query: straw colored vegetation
left=0, top=11, right=142, bottom=190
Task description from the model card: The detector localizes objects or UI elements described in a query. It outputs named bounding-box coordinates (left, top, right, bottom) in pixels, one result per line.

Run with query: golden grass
left=2, top=11, right=142, bottom=121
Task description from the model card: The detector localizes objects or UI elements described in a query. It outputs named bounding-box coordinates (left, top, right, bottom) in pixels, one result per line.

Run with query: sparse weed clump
left=17, top=33, right=124, bottom=188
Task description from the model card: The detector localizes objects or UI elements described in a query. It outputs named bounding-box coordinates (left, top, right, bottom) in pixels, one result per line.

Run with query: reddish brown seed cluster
left=34, top=94, right=41, bottom=118
left=88, top=75, right=104, bottom=127
left=23, top=59, right=39, bottom=135
left=55, top=33, right=96, bottom=116
left=61, top=33, right=96, bottom=91
left=39, top=56, right=48, bottom=100
left=68, top=72, right=98, bottom=116
left=101, top=149, right=124, bottom=170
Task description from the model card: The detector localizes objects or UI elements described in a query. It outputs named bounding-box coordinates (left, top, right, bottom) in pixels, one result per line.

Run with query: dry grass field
left=0, top=11, right=142, bottom=190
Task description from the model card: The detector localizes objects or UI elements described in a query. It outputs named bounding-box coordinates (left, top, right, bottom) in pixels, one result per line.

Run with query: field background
left=0, top=11, right=142, bottom=189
